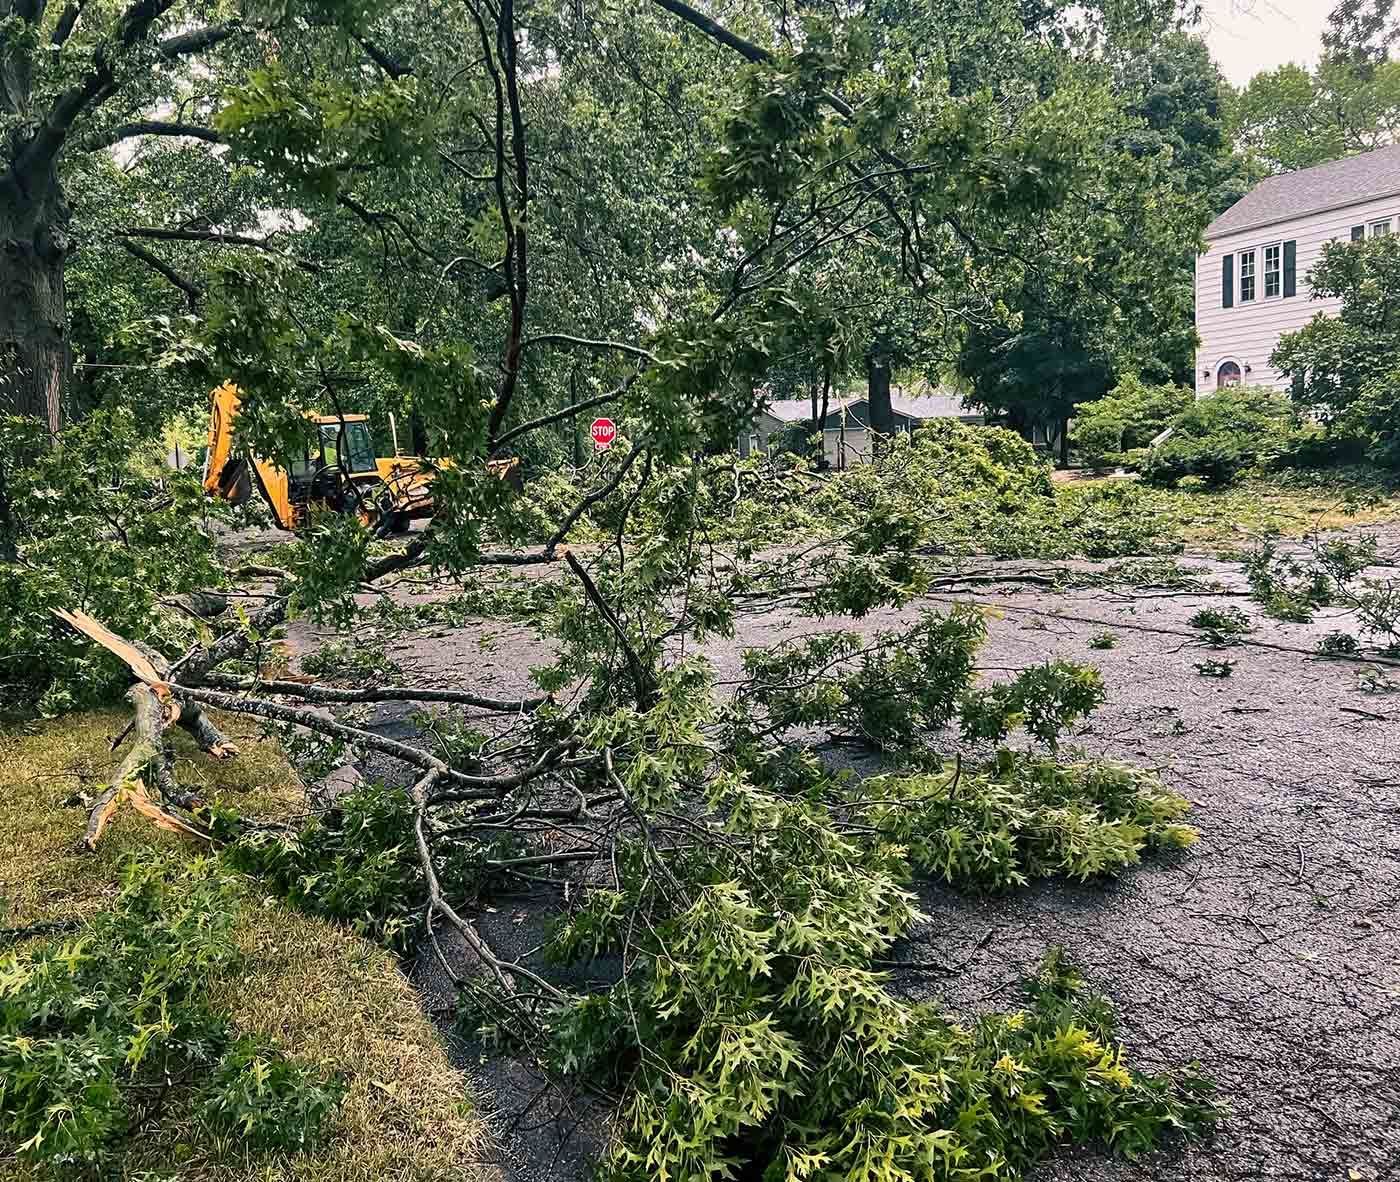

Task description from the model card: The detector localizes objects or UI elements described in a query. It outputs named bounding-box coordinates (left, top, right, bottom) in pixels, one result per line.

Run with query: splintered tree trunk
left=0, top=166, right=72, bottom=434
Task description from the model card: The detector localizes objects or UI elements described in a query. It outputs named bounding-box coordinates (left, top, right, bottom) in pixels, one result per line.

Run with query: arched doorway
left=1216, top=360, right=1242, bottom=389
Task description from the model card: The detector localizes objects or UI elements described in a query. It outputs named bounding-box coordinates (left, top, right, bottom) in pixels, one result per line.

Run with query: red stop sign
left=590, top=417, right=616, bottom=450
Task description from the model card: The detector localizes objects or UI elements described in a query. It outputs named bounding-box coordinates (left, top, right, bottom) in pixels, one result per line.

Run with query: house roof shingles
left=1207, top=144, right=1400, bottom=239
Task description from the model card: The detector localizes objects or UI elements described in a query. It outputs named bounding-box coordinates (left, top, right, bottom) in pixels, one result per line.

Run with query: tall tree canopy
left=0, top=0, right=258, bottom=429
left=1229, top=0, right=1400, bottom=175
left=956, top=23, right=1235, bottom=444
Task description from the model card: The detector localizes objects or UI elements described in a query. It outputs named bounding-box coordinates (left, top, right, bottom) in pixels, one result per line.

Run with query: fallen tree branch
left=564, top=550, right=658, bottom=709
left=197, top=672, right=547, bottom=713
left=546, top=442, right=644, bottom=557
left=171, top=684, right=567, bottom=798
left=82, top=683, right=211, bottom=851
left=408, top=770, right=565, bottom=1001
left=493, top=371, right=641, bottom=451
left=0, top=918, right=83, bottom=945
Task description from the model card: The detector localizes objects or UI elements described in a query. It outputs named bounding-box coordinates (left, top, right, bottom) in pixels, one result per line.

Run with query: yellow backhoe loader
left=201, top=382, right=438, bottom=533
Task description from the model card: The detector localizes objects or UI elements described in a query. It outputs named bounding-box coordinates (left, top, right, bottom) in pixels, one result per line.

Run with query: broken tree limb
left=171, top=685, right=570, bottom=797
left=129, top=637, right=240, bottom=758
left=196, top=672, right=547, bottom=713
left=51, top=607, right=239, bottom=757
left=86, top=683, right=164, bottom=848
left=171, top=597, right=289, bottom=683
left=52, top=608, right=167, bottom=685
left=83, top=683, right=211, bottom=851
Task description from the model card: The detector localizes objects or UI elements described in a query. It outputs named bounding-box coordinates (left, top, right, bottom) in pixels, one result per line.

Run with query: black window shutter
left=1222, top=253, right=1234, bottom=308
left=1352, top=225, right=1365, bottom=241
left=1283, top=240, right=1297, bottom=297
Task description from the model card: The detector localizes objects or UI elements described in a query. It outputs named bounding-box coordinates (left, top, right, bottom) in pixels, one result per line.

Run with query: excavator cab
left=288, top=416, right=383, bottom=518
left=315, top=420, right=378, bottom=476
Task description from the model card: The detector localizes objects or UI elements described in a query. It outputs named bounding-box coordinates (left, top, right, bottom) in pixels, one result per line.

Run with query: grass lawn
left=0, top=709, right=489, bottom=1182
left=1077, top=470, right=1400, bottom=549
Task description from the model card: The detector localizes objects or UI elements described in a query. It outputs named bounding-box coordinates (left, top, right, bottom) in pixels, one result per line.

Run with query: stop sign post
left=590, top=418, right=616, bottom=450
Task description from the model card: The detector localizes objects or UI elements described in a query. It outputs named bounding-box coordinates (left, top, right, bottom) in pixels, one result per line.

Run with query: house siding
left=1195, top=190, right=1400, bottom=395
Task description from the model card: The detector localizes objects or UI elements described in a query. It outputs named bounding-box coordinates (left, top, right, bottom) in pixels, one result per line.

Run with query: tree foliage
left=1072, top=375, right=1192, bottom=467
left=1229, top=0, right=1400, bottom=175
left=1272, top=235, right=1400, bottom=468
left=0, top=0, right=1237, bottom=1176
left=0, top=856, right=343, bottom=1171
left=1139, top=387, right=1294, bottom=488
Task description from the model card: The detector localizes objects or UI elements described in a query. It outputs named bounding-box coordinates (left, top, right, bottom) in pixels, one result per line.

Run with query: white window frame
left=1238, top=248, right=1256, bottom=303
left=1261, top=241, right=1282, bottom=300
left=1372, top=219, right=1392, bottom=237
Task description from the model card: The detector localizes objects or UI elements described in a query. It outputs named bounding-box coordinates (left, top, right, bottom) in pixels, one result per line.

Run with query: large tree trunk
left=0, top=166, right=72, bottom=434
left=867, top=348, right=893, bottom=450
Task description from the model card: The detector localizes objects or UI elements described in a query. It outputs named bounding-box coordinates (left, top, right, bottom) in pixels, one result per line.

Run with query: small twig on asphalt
left=1340, top=706, right=1391, bottom=722
left=873, top=925, right=997, bottom=975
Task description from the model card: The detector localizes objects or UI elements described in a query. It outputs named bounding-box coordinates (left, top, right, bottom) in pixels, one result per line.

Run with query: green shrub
left=1275, top=423, right=1369, bottom=469
left=1140, top=388, right=1292, bottom=488
left=1089, top=630, right=1119, bottom=649
left=1072, top=376, right=1192, bottom=467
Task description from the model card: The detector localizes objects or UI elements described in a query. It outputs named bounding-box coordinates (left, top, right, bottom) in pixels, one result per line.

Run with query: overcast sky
left=1197, top=0, right=1333, bottom=87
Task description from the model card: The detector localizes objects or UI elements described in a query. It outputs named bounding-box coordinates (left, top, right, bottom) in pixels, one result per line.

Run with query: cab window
left=319, top=422, right=378, bottom=474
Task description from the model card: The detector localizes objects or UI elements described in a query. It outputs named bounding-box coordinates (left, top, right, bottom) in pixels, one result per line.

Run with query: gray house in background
left=740, top=386, right=983, bottom=468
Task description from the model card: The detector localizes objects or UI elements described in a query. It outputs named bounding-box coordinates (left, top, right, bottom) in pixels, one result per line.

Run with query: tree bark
left=0, top=167, right=71, bottom=433
left=867, top=348, right=894, bottom=451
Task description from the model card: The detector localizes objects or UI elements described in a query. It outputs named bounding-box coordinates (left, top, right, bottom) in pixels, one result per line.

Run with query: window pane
left=1372, top=220, right=1391, bottom=237
left=318, top=423, right=377, bottom=473
left=344, top=424, right=377, bottom=473
left=1239, top=250, right=1255, bottom=302
left=1264, top=244, right=1281, bottom=297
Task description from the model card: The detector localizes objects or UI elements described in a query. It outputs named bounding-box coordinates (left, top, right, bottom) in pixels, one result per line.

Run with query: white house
left=739, top=385, right=984, bottom=468
left=1196, top=144, right=1400, bottom=395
